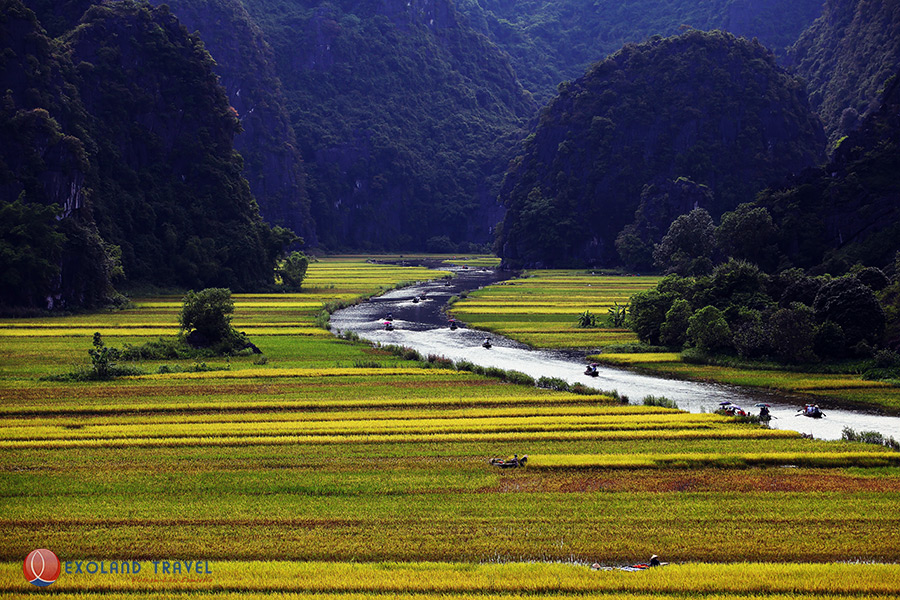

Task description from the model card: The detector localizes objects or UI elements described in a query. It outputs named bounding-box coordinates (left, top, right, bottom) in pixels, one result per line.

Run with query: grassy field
left=3, top=258, right=900, bottom=596
left=448, top=270, right=659, bottom=348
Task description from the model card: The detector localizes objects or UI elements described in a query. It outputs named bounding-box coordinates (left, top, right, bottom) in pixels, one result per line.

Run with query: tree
left=653, top=208, right=716, bottom=275
left=715, top=204, right=779, bottom=270
left=813, top=276, right=885, bottom=346
left=659, top=298, right=692, bottom=347
left=179, top=288, right=237, bottom=346
left=628, top=289, right=674, bottom=345
left=0, top=196, right=66, bottom=308
left=686, top=305, right=732, bottom=352
left=768, top=304, right=817, bottom=363
left=277, top=251, right=310, bottom=291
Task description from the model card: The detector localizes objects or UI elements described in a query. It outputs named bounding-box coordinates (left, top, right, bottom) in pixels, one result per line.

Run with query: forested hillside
left=241, top=0, right=536, bottom=251
left=0, top=0, right=115, bottom=309
left=1, top=0, right=291, bottom=310
left=457, top=0, right=824, bottom=104
left=790, top=0, right=900, bottom=146
left=495, top=31, right=825, bottom=269
left=756, top=71, right=900, bottom=273
left=144, top=0, right=316, bottom=244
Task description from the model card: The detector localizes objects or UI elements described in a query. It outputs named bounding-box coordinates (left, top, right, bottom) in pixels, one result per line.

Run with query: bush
left=813, top=276, right=885, bottom=345
left=577, top=310, right=597, bottom=328
left=536, top=376, right=571, bottom=392
left=642, top=395, right=678, bottom=409
left=659, top=298, right=691, bottom=347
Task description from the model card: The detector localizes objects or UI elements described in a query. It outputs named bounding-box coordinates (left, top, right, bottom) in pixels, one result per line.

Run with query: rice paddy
left=449, top=270, right=659, bottom=348
left=2, top=257, right=900, bottom=597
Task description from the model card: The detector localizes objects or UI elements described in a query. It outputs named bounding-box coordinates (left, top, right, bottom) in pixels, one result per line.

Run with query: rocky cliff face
left=495, top=31, right=826, bottom=268
left=0, top=0, right=114, bottom=309
left=790, top=0, right=900, bottom=146
left=243, top=0, right=536, bottom=251
left=145, top=0, right=316, bottom=245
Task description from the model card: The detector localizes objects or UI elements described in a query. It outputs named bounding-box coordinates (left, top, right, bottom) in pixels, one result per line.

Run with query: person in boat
left=759, top=405, right=770, bottom=421
left=649, top=555, right=660, bottom=567
left=585, top=363, right=599, bottom=376
left=385, top=313, right=393, bottom=322
left=483, top=337, right=492, bottom=348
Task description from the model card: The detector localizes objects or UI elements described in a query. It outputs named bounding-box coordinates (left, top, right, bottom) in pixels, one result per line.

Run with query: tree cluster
left=629, top=259, right=897, bottom=363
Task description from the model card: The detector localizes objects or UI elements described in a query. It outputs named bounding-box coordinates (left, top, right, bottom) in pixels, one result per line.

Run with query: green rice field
left=2, top=258, right=900, bottom=597
left=449, top=270, right=659, bottom=348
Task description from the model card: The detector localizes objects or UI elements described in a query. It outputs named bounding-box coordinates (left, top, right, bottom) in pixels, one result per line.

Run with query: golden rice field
left=449, top=270, right=659, bottom=348
left=2, top=257, right=900, bottom=597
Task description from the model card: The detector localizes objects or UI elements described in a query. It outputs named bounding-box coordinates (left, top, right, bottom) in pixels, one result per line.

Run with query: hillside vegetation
left=790, top=0, right=900, bottom=146
left=1, top=0, right=292, bottom=309
left=242, top=0, right=536, bottom=252
left=495, top=30, right=825, bottom=269
left=458, top=0, right=824, bottom=104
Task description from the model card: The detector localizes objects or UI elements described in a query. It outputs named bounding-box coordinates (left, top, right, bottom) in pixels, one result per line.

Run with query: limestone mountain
left=756, top=71, right=900, bottom=273
left=790, top=0, right=900, bottom=146
left=457, top=0, right=824, bottom=104
left=495, top=31, right=826, bottom=268
left=241, top=0, right=536, bottom=251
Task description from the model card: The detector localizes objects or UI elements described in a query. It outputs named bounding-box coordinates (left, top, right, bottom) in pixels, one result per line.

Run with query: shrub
left=536, top=376, right=571, bottom=392
left=179, top=288, right=250, bottom=353
left=577, top=310, right=597, bottom=328
left=277, top=251, right=310, bottom=290
left=813, top=276, right=885, bottom=345
left=642, top=395, right=678, bottom=409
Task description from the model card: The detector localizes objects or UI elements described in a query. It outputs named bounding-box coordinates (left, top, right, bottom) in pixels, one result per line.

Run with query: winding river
left=330, top=266, right=900, bottom=441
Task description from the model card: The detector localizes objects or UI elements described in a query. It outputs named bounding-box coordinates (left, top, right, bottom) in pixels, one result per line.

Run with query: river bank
left=330, top=263, right=900, bottom=441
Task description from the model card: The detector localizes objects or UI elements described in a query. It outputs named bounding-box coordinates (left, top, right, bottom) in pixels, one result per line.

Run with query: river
left=329, top=265, right=900, bottom=441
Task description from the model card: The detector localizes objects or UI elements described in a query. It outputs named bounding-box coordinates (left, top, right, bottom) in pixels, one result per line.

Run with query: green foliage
left=278, top=251, right=310, bottom=291
left=716, top=204, right=779, bottom=270
left=607, top=302, right=629, bottom=327
left=641, top=395, right=678, bottom=409
left=653, top=208, right=716, bottom=275
left=813, top=276, right=886, bottom=346
left=576, top=310, right=597, bottom=328
left=179, top=288, right=242, bottom=350
left=687, top=305, right=732, bottom=352
left=242, top=0, right=535, bottom=252
left=497, top=31, right=824, bottom=268
left=659, top=298, right=691, bottom=347
left=88, top=332, right=119, bottom=379
left=0, top=197, right=66, bottom=308
left=628, top=289, right=673, bottom=345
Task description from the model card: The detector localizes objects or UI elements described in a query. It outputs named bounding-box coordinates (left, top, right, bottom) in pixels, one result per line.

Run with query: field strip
left=0, top=394, right=614, bottom=416
left=0, top=418, right=726, bottom=441
left=130, top=367, right=463, bottom=380
left=2, top=560, right=899, bottom=596
left=530, top=452, right=900, bottom=468
left=0, top=405, right=696, bottom=428
left=0, top=427, right=800, bottom=449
